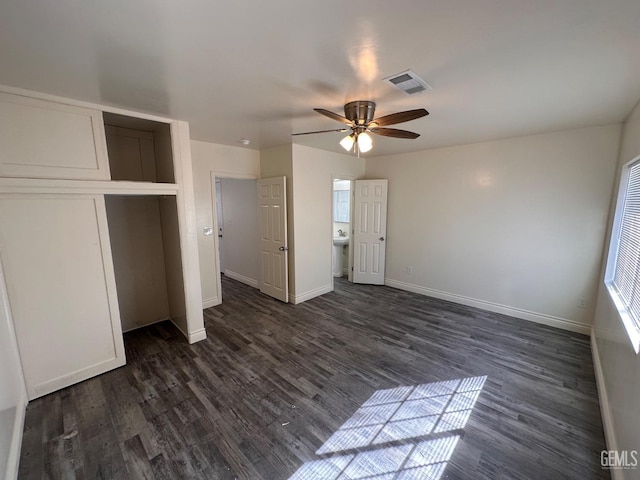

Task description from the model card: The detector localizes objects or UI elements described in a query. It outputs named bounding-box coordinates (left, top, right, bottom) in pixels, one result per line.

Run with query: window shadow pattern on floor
left=289, top=376, right=487, bottom=480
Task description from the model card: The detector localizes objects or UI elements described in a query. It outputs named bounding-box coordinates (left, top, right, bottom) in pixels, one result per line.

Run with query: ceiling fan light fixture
left=340, top=133, right=355, bottom=151
left=293, top=101, right=427, bottom=154
left=357, top=132, right=373, bottom=153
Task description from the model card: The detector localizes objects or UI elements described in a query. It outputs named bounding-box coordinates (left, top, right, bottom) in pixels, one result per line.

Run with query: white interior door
left=257, top=176, right=289, bottom=302
left=353, top=179, right=388, bottom=285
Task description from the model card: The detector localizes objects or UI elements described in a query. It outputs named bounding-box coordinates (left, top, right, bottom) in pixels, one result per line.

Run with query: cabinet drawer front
left=0, top=93, right=109, bottom=180
left=0, top=195, right=124, bottom=398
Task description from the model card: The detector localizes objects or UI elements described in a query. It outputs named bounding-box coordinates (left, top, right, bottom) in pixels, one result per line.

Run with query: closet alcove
left=103, top=113, right=187, bottom=333
left=0, top=88, right=204, bottom=400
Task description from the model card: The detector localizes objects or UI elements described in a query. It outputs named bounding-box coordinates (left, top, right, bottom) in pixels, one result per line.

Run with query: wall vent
left=384, top=69, right=432, bottom=95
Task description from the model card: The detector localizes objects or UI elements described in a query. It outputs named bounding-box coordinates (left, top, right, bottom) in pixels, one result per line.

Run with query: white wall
left=291, top=144, right=365, bottom=302
left=0, top=262, right=26, bottom=480
left=191, top=140, right=260, bottom=307
left=366, top=124, right=621, bottom=332
left=592, top=100, right=640, bottom=477
left=220, top=178, right=259, bottom=287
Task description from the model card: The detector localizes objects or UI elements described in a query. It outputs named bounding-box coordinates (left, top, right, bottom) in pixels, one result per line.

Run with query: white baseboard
left=188, top=328, right=207, bottom=344
left=591, top=329, right=622, bottom=479
left=4, top=389, right=27, bottom=480
left=202, top=296, right=221, bottom=309
left=170, top=318, right=207, bottom=345
left=289, top=284, right=333, bottom=304
left=224, top=270, right=259, bottom=289
left=385, top=278, right=591, bottom=335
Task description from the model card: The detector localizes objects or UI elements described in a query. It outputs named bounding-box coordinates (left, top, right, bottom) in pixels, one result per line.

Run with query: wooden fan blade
left=371, top=108, right=429, bottom=126
left=292, top=128, right=349, bottom=136
left=314, top=108, right=353, bottom=125
left=370, top=127, right=420, bottom=139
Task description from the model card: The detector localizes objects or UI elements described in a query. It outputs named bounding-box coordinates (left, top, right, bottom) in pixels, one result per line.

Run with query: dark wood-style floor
left=18, top=276, right=609, bottom=480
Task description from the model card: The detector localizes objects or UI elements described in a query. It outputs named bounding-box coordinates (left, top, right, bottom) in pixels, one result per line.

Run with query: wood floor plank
left=18, top=276, right=610, bottom=479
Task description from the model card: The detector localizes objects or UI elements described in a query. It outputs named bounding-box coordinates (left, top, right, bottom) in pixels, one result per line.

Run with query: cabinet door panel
left=0, top=93, right=109, bottom=180
left=0, top=195, right=125, bottom=399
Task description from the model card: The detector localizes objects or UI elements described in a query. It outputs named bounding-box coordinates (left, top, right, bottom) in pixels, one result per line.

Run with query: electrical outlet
left=577, top=297, right=586, bottom=309
left=406, top=266, right=413, bottom=275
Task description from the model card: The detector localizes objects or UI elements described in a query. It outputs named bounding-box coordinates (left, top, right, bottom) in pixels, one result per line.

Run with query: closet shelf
left=0, top=178, right=180, bottom=195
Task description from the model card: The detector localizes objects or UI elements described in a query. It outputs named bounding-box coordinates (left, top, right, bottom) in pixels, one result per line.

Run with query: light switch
left=203, top=226, right=213, bottom=236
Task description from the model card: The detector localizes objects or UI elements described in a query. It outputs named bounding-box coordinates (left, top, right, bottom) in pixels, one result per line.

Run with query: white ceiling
left=1, top=1, right=640, bottom=157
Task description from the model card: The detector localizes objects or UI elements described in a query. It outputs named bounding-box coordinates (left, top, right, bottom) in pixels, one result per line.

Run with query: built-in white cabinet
left=0, top=195, right=125, bottom=399
left=0, top=92, right=109, bottom=180
left=0, top=86, right=205, bottom=400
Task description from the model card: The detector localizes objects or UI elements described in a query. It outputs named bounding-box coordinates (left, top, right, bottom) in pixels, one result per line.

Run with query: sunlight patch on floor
left=289, top=376, right=487, bottom=480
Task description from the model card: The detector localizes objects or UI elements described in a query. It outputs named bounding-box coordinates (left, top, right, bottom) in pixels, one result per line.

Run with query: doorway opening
left=211, top=175, right=259, bottom=304
left=332, top=178, right=353, bottom=290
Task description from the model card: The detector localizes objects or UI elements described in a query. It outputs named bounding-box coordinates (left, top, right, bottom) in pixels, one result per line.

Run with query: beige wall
left=593, top=100, right=640, bottom=472
left=290, top=144, right=365, bottom=302
left=191, top=140, right=260, bottom=307
left=366, top=124, right=621, bottom=332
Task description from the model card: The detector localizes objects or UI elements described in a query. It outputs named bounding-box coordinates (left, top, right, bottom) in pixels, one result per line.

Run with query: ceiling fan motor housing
left=345, top=101, right=376, bottom=126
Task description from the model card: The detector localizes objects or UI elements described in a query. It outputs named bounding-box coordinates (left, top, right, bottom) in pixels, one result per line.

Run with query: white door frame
left=331, top=174, right=356, bottom=289
left=210, top=171, right=258, bottom=305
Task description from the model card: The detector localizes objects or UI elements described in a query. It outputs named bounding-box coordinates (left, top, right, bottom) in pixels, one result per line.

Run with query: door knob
left=379, top=237, right=385, bottom=241
left=279, top=246, right=289, bottom=251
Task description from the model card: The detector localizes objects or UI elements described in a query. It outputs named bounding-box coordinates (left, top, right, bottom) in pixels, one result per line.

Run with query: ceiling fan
left=292, top=101, right=429, bottom=154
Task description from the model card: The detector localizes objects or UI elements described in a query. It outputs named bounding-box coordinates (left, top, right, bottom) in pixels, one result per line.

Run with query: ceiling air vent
left=384, top=69, right=432, bottom=95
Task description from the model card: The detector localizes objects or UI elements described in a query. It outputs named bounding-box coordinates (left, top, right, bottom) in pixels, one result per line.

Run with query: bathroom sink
left=333, top=236, right=349, bottom=246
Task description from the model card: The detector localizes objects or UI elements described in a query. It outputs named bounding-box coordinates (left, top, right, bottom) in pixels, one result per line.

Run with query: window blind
left=612, top=160, right=640, bottom=331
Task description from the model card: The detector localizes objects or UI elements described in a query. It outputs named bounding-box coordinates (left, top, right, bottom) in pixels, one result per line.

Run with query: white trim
left=32, top=355, right=126, bottom=399
left=330, top=174, right=356, bottom=288
left=188, top=328, right=207, bottom=344
left=604, top=284, right=640, bottom=353
left=210, top=171, right=260, bottom=306
left=213, top=171, right=258, bottom=180
left=170, top=318, right=207, bottom=344
left=385, top=278, right=591, bottom=335
left=591, top=330, right=623, bottom=480
left=202, top=296, right=221, bottom=309
left=210, top=173, right=223, bottom=305
left=0, top=177, right=179, bottom=195
left=289, top=283, right=333, bottom=304
left=224, top=270, right=259, bottom=289
left=4, top=388, right=27, bottom=480
left=171, top=121, right=206, bottom=344
left=0, top=253, right=27, bottom=480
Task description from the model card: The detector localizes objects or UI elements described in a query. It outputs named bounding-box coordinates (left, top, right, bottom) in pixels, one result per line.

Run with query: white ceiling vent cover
left=384, top=69, right=432, bottom=95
